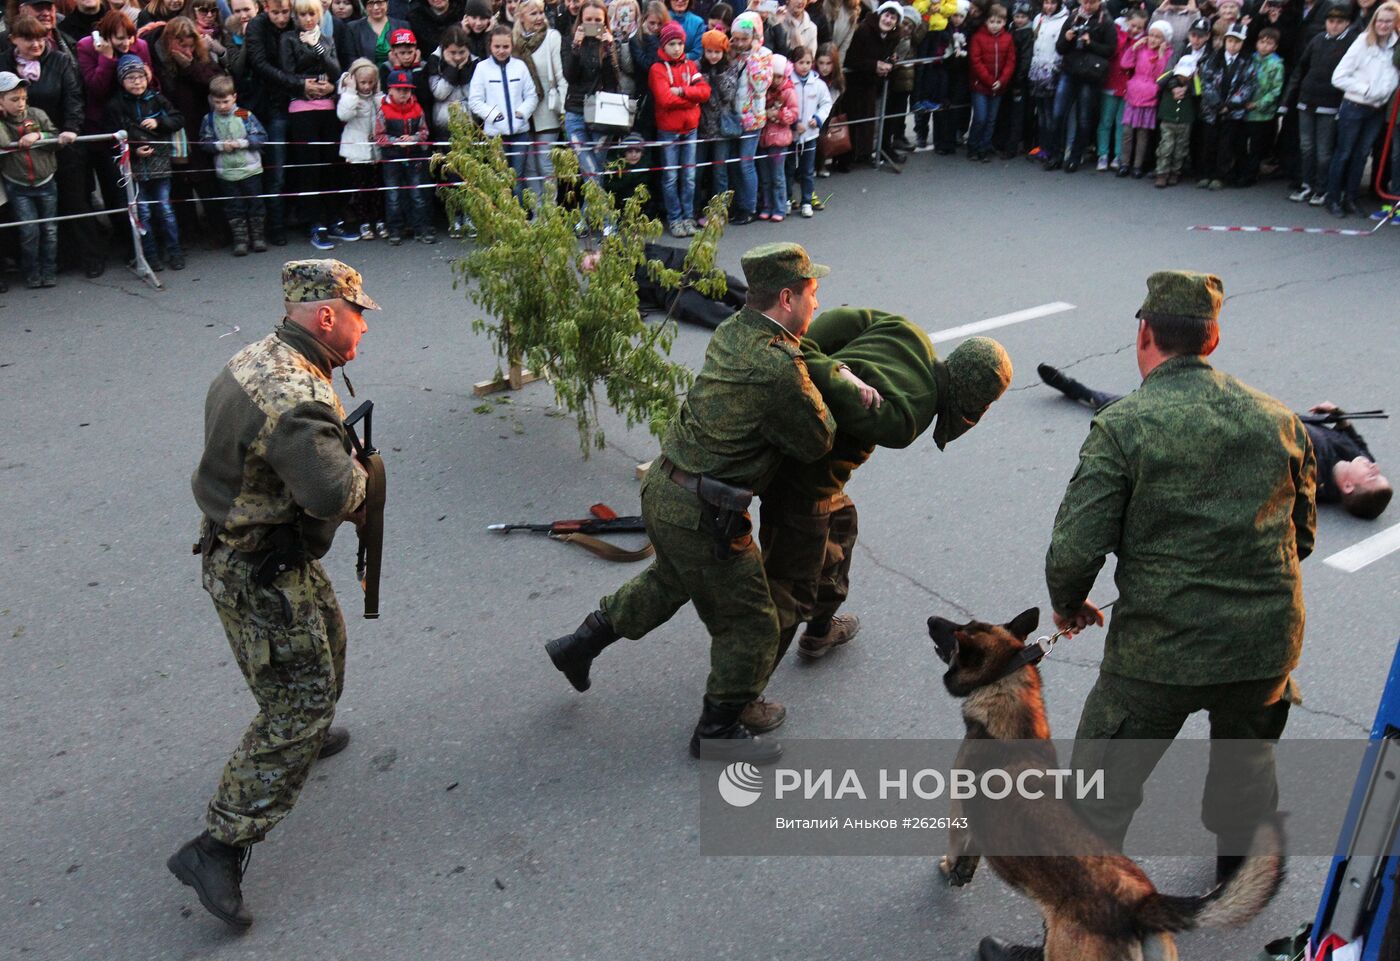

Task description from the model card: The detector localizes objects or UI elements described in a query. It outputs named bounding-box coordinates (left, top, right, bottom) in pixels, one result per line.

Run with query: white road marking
left=1323, top=522, right=1400, bottom=573
left=929, top=302, right=1077, bottom=344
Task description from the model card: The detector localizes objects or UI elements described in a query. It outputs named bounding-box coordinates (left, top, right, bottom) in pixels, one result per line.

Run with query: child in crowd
left=757, top=51, right=796, bottom=220
left=605, top=132, right=650, bottom=208
left=0, top=72, right=66, bottom=288
left=1282, top=2, right=1353, bottom=205
left=467, top=23, right=537, bottom=196
left=1153, top=59, right=1196, bottom=186
left=967, top=2, right=1014, bottom=162
left=1117, top=19, right=1171, bottom=178
left=696, top=27, right=741, bottom=224
left=107, top=55, right=185, bottom=270
left=813, top=41, right=843, bottom=175
left=426, top=24, right=476, bottom=140
left=1197, top=20, right=1254, bottom=189
left=707, top=1, right=732, bottom=32
left=199, top=74, right=267, bottom=256
left=376, top=67, right=435, bottom=244
left=650, top=19, right=711, bottom=236
left=1239, top=26, right=1283, bottom=186
left=1096, top=8, right=1143, bottom=171
left=381, top=27, right=424, bottom=90
left=728, top=12, right=771, bottom=224
left=1027, top=0, right=1067, bottom=159
left=885, top=6, right=923, bottom=158
left=993, top=0, right=1034, bottom=157
left=338, top=57, right=386, bottom=239
left=463, top=0, right=495, bottom=58
left=933, top=0, right=970, bottom=155
left=788, top=44, right=831, bottom=216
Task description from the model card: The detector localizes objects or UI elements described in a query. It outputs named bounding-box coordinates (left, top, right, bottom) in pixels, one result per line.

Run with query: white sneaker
left=1308, top=192, right=1327, bottom=207
left=1096, top=157, right=1109, bottom=172
left=1289, top=185, right=1312, bottom=203
left=800, top=203, right=813, bottom=218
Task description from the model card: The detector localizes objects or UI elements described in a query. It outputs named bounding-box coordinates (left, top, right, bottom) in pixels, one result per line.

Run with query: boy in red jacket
left=967, top=3, right=1016, bottom=161
left=650, top=20, right=710, bottom=237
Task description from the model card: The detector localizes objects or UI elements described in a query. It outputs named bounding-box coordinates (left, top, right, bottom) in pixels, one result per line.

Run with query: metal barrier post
left=115, top=130, right=160, bottom=290
left=873, top=79, right=889, bottom=170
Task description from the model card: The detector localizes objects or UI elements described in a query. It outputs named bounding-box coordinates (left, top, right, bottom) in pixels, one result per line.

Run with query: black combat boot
left=545, top=611, right=619, bottom=692
left=318, top=726, right=350, bottom=759
left=978, top=936, right=1045, bottom=961
left=689, top=697, right=783, bottom=763
left=1036, top=363, right=1115, bottom=409
left=249, top=216, right=268, bottom=253
left=229, top=218, right=249, bottom=257
left=167, top=832, right=254, bottom=928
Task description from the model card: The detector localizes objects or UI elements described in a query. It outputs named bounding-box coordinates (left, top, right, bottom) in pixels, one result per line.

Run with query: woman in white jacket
left=1323, top=0, right=1399, bottom=216
left=514, top=0, right=567, bottom=203
left=337, top=57, right=385, bottom=239
left=467, top=23, right=540, bottom=194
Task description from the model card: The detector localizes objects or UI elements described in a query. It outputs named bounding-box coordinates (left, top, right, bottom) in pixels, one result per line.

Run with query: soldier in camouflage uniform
left=757, top=311, right=1013, bottom=730
left=168, top=260, right=379, bottom=928
left=1045, top=270, right=1316, bottom=879
left=545, top=243, right=838, bottom=764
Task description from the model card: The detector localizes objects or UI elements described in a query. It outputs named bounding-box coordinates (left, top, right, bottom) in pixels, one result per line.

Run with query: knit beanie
left=464, top=0, right=491, bottom=18
left=701, top=28, right=729, bottom=52
left=732, top=11, right=763, bottom=43
left=117, top=54, right=146, bottom=78
left=660, top=20, right=687, bottom=48
left=933, top=337, right=1013, bottom=450
left=1149, top=19, right=1173, bottom=44
left=876, top=0, right=903, bottom=17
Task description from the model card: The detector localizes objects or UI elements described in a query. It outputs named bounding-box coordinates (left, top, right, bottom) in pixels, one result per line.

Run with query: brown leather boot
left=738, top=695, right=786, bottom=733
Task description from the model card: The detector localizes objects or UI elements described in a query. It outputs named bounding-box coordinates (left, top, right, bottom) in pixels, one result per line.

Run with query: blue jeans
left=1048, top=74, right=1100, bottom=164
left=734, top=132, right=760, bottom=214
left=262, top=108, right=288, bottom=232
left=791, top=138, right=818, bottom=206
left=1297, top=109, right=1337, bottom=191
left=656, top=129, right=697, bottom=225
left=6, top=179, right=58, bottom=281
left=969, top=92, right=1003, bottom=153
left=382, top=157, right=428, bottom=232
left=1326, top=100, right=1386, bottom=203
left=697, top=136, right=734, bottom=217
left=564, top=111, right=603, bottom=178
left=500, top=132, right=530, bottom=199
left=138, top=177, right=181, bottom=259
left=757, top=143, right=789, bottom=215
left=523, top=128, right=557, bottom=203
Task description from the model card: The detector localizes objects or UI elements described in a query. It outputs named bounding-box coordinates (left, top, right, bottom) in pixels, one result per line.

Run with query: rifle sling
left=552, top=532, right=655, bottom=563
left=358, top=452, right=387, bottom=618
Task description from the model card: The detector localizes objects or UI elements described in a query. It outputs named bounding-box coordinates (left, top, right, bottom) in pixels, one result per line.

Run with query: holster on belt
left=695, top=475, right=754, bottom=560
left=248, top=525, right=307, bottom=587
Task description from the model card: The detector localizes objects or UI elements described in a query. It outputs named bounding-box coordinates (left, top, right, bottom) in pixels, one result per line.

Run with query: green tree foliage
left=437, top=112, right=730, bottom=455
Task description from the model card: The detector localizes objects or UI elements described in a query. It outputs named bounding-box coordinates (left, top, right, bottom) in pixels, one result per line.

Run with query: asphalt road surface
left=3, top=153, right=1397, bottom=961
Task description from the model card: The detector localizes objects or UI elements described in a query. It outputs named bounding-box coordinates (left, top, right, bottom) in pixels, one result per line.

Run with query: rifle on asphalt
left=489, top=504, right=653, bottom=562
left=344, top=400, right=386, bottom=619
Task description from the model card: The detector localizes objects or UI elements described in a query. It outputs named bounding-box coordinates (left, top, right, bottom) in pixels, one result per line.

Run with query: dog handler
left=1043, top=270, right=1315, bottom=885
left=753, top=310, right=1013, bottom=733
left=543, top=243, right=841, bottom=764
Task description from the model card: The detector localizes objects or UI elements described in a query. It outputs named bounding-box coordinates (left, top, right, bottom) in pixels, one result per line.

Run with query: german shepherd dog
left=927, top=608, right=1284, bottom=961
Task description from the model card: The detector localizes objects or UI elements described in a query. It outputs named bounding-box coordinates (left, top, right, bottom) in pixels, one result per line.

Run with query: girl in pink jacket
left=757, top=52, right=797, bottom=220
left=1117, top=19, right=1173, bottom=178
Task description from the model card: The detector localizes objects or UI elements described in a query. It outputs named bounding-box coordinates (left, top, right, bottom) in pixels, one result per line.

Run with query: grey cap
left=0, top=72, right=27, bottom=93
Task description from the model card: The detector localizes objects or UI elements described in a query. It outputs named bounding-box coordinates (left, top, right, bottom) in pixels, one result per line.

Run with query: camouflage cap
left=1138, top=270, right=1223, bottom=321
left=945, top=336, right=1014, bottom=413
left=282, top=259, right=380, bottom=310
left=740, top=242, right=830, bottom=291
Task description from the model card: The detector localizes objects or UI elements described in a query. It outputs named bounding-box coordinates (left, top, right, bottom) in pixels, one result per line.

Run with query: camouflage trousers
left=602, top=461, right=779, bottom=707
left=759, top=491, right=858, bottom=679
left=1069, top=670, right=1294, bottom=854
left=201, top=543, right=346, bottom=846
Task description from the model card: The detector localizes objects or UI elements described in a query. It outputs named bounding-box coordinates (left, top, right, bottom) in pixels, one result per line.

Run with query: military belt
left=658, top=457, right=754, bottom=560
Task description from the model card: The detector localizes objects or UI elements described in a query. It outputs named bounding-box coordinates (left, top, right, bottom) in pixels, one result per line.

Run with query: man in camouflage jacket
left=544, top=243, right=840, bottom=764
left=1045, top=270, right=1316, bottom=877
left=168, top=260, right=378, bottom=928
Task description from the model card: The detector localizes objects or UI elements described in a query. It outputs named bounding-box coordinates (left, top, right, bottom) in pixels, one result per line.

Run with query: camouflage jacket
left=662, top=306, right=835, bottom=492
left=1045, top=356, right=1316, bottom=686
left=192, top=323, right=367, bottom=559
left=772, top=307, right=942, bottom=502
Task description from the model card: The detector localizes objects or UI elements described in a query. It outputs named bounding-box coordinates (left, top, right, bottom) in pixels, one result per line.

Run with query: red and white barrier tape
left=1188, top=222, right=1390, bottom=237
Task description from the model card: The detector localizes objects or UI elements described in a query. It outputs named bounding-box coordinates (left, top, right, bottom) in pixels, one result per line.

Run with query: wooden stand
left=473, top=362, right=541, bottom=398
left=635, top=459, right=652, bottom=480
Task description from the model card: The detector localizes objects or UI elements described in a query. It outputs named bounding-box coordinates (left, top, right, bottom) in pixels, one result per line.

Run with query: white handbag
left=583, top=91, right=636, bottom=132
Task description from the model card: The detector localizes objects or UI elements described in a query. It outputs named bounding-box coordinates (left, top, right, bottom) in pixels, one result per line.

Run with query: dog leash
left=997, top=599, right=1119, bottom=682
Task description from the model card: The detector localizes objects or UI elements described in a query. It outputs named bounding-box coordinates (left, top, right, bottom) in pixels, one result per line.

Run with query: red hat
left=659, top=21, right=687, bottom=48
left=390, top=27, right=417, bottom=46
left=387, top=68, right=416, bottom=88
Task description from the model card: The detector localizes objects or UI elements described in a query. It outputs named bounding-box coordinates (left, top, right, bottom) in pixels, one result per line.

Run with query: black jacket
left=1307, top=421, right=1373, bottom=503
left=1055, top=8, right=1116, bottom=79
left=279, top=29, right=341, bottom=87
left=407, top=0, right=465, bottom=56
left=246, top=11, right=304, bottom=109
left=1012, top=22, right=1034, bottom=89
left=58, top=7, right=104, bottom=44
left=0, top=44, right=84, bottom=133
left=335, top=15, right=409, bottom=68
left=562, top=38, right=619, bottom=113
left=1283, top=25, right=1355, bottom=111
